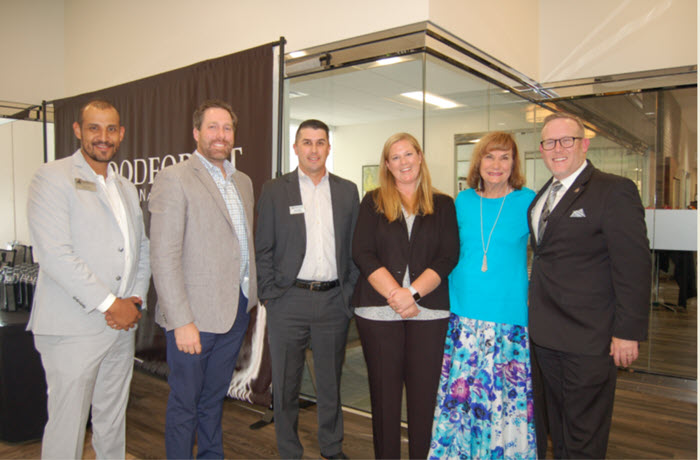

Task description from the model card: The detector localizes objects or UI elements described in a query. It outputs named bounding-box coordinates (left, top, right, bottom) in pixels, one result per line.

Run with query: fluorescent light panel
left=374, top=57, right=406, bottom=66
left=401, top=91, right=459, bottom=109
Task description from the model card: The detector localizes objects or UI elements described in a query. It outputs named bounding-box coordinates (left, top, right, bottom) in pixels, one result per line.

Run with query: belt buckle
left=310, top=281, right=322, bottom=291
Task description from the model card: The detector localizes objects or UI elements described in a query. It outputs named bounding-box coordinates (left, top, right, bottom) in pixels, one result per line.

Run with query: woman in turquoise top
left=429, top=132, right=537, bottom=459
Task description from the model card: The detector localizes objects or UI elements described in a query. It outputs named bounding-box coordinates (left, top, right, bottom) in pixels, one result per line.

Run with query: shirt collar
left=557, top=159, right=588, bottom=190
left=297, top=167, right=329, bottom=185
left=195, top=150, right=236, bottom=179
left=76, top=149, right=116, bottom=184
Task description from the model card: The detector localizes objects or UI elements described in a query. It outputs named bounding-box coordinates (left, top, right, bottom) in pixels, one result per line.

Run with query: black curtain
left=51, top=43, right=275, bottom=406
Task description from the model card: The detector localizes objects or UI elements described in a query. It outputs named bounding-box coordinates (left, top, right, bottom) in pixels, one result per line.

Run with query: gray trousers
left=34, top=328, right=134, bottom=459
left=266, top=286, right=350, bottom=459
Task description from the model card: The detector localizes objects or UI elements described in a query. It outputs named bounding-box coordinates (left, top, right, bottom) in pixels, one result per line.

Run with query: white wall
left=428, top=0, right=540, bottom=80
left=0, top=0, right=64, bottom=102
left=2, top=0, right=695, bottom=103
left=62, top=0, right=429, bottom=97
left=539, top=0, right=697, bottom=82
left=334, top=118, right=423, bottom=196
left=0, top=120, right=54, bottom=245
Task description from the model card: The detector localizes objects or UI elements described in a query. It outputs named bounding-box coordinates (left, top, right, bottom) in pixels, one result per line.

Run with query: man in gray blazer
left=149, top=99, right=258, bottom=459
left=27, top=99, right=150, bottom=459
left=256, top=119, right=359, bottom=459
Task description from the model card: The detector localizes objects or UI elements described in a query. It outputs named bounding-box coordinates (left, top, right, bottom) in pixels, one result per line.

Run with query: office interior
left=0, top=0, right=697, bottom=455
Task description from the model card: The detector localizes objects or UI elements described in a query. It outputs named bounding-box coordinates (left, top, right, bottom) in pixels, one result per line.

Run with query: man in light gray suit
left=256, top=119, right=359, bottom=459
left=149, top=99, right=258, bottom=459
left=27, top=99, right=150, bottom=459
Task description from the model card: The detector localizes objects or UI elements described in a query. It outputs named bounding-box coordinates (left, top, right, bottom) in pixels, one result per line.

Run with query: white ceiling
left=288, top=57, right=697, bottom=151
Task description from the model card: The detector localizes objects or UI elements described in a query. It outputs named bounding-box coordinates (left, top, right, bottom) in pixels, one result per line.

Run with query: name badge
left=289, top=205, right=304, bottom=215
left=74, top=178, right=97, bottom=192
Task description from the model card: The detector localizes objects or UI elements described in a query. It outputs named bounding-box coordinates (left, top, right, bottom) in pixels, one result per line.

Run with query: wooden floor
left=1, top=368, right=695, bottom=459
left=636, top=290, right=697, bottom=379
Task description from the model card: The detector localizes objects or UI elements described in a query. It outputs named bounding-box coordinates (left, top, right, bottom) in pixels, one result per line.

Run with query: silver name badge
left=74, top=178, right=97, bottom=192
left=289, top=205, right=305, bottom=215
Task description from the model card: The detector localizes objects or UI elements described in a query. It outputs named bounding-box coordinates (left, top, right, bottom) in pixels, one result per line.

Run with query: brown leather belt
left=294, top=279, right=340, bottom=292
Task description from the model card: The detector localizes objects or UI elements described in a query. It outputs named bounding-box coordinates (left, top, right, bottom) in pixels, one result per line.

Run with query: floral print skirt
left=428, top=314, right=537, bottom=459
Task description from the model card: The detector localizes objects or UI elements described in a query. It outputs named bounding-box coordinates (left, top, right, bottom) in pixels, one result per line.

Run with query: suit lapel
left=328, top=174, right=344, bottom=265
left=71, top=151, right=122, bottom=236
left=287, top=169, right=307, bottom=247
left=72, top=151, right=111, bottom=211
left=539, top=162, right=593, bottom=245
left=188, top=155, right=235, bottom=231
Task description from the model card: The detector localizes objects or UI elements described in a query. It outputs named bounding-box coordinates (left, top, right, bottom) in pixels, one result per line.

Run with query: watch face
left=413, top=292, right=421, bottom=301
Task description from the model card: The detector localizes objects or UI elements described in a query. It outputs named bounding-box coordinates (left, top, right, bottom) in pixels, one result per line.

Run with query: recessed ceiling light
left=400, top=91, right=460, bottom=109
left=288, top=51, right=307, bottom=59
left=374, top=57, right=406, bottom=67
left=289, top=91, right=308, bottom=99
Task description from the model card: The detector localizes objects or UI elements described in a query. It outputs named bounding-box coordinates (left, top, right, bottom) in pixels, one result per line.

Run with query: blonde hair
left=374, top=132, right=436, bottom=222
left=466, top=131, right=525, bottom=190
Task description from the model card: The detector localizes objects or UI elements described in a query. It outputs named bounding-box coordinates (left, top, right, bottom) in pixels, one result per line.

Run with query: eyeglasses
left=540, top=137, right=582, bottom=150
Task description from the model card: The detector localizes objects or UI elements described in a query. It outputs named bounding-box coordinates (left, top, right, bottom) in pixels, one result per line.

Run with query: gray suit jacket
left=255, top=169, right=360, bottom=316
left=149, top=154, right=258, bottom=333
left=26, top=150, right=151, bottom=336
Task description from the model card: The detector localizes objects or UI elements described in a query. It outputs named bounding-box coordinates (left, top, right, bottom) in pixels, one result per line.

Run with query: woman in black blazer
left=351, top=132, right=459, bottom=459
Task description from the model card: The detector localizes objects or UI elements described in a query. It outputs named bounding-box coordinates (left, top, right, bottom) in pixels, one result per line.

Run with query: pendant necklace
left=480, top=189, right=508, bottom=272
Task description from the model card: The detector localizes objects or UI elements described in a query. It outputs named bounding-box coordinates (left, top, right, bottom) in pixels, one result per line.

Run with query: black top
left=351, top=190, right=459, bottom=309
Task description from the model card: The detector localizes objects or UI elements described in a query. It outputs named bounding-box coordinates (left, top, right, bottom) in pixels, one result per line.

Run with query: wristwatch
left=408, top=285, right=421, bottom=302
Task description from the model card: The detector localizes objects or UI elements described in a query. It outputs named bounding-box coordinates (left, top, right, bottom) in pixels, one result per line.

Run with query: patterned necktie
left=537, top=180, right=562, bottom=243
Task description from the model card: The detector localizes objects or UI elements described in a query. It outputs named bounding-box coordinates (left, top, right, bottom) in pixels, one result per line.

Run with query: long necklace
left=480, top=190, right=508, bottom=272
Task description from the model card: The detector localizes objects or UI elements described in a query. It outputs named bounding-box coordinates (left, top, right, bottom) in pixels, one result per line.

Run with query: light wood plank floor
left=0, top=368, right=695, bottom=459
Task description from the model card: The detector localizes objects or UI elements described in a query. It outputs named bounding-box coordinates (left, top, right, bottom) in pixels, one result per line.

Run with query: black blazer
left=254, top=169, right=360, bottom=317
left=528, top=161, right=651, bottom=355
left=351, top=191, right=459, bottom=309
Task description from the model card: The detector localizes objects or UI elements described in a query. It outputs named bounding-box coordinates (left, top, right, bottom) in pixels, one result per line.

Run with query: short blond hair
left=542, top=113, right=586, bottom=137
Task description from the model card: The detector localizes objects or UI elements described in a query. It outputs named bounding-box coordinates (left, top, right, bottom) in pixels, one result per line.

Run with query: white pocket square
left=570, top=208, right=586, bottom=218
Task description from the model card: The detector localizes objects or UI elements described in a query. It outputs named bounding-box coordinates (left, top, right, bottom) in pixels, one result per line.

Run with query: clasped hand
left=104, top=296, right=142, bottom=330
left=388, top=287, right=419, bottom=319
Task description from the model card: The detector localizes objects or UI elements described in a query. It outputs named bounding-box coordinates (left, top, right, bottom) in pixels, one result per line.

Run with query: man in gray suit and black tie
left=255, top=119, right=360, bottom=459
left=27, top=99, right=150, bottom=459
left=149, top=99, right=258, bottom=459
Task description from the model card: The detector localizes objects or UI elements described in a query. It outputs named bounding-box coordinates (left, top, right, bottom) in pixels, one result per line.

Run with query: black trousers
left=355, top=316, right=448, bottom=459
left=534, top=344, right=617, bottom=459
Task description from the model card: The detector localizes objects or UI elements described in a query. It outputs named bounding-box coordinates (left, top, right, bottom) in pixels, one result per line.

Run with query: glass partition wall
left=284, top=24, right=697, bottom=413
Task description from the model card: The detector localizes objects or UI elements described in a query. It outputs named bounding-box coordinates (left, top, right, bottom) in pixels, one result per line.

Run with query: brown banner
left=51, top=43, right=275, bottom=406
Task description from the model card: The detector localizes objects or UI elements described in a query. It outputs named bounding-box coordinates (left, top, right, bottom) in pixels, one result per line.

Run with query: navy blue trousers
left=164, top=292, right=249, bottom=459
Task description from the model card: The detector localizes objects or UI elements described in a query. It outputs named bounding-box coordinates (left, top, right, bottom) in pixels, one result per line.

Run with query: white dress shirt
left=296, top=168, right=338, bottom=281
left=531, top=159, right=588, bottom=240
left=94, top=166, right=132, bottom=312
